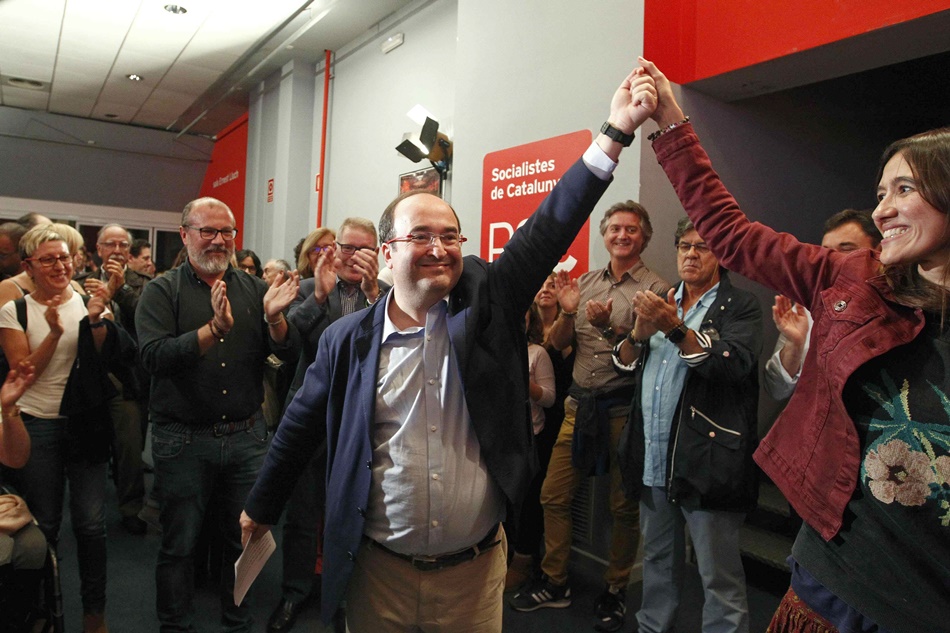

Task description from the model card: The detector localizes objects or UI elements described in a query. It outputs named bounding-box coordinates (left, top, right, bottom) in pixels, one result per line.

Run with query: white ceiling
left=0, top=0, right=411, bottom=137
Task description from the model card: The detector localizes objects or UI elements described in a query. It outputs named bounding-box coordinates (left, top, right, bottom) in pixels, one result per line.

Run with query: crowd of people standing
left=1, top=56, right=948, bottom=633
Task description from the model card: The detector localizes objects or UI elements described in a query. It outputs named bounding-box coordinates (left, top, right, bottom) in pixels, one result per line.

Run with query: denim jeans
left=152, top=414, right=269, bottom=633
left=12, top=415, right=108, bottom=614
left=637, top=486, right=749, bottom=633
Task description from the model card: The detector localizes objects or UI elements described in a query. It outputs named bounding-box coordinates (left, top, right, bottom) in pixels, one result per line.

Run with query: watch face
left=666, top=323, right=687, bottom=344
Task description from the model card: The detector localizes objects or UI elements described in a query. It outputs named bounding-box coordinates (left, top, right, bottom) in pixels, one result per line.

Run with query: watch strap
left=600, top=121, right=635, bottom=147
left=665, top=321, right=688, bottom=344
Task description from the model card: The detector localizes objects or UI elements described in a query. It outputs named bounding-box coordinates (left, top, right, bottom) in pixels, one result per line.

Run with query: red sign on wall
left=198, top=113, right=248, bottom=248
left=267, top=179, right=274, bottom=203
left=481, top=130, right=592, bottom=274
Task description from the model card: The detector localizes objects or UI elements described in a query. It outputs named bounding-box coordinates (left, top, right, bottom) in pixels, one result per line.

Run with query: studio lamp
left=396, top=116, right=452, bottom=175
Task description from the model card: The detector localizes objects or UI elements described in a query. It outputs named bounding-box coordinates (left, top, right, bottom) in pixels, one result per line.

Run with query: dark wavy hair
left=878, top=127, right=950, bottom=317
left=526, top=303, right=545, bottom=345
left=235, top=249, right=262, bottom=278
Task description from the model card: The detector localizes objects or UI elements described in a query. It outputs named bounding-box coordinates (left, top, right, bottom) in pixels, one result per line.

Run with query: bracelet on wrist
left=2, top=405, right=21, bottom=420
left=648, top=116, right=691, bottom=142
left=561, top=310, right=577, bottom=318
left=265, top=313, right=284, bottom=327
left=626, top=332, right=650, bottom=347
left=208, top=320, right=228, bottom=339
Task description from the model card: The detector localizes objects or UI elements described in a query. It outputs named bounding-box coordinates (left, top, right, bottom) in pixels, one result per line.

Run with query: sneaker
left=593, top=585, right=626, bottom=632
left=510, top=577, right=572, bottom=611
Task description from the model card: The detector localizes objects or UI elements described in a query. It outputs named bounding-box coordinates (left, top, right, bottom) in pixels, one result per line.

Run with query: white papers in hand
left=233, top=530, right=277, bottom=606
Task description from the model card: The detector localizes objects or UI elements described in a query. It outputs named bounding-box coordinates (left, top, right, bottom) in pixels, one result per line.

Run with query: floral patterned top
left=793, top=313, right=950, bottom=632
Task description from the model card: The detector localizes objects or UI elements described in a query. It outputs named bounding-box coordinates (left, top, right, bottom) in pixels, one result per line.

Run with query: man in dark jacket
left=266, top=216, right=389, bottom=633
left=613, top=217, right=762, bottom=633
left=240, top=65, right=659, bottom=633
left=75, top=223, right=149, bottom=534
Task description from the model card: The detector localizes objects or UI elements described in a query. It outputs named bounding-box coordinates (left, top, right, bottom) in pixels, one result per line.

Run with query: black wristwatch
left=600, top=326, right=616, bottom=340
left=665, top=321, right=688, bottom=345
left=600, top=121, right=635, bottom=147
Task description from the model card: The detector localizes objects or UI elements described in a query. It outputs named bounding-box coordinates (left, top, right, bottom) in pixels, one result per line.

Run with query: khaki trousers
left=345, top=525, right=508, bottom=633
left=539, top=397, right=639, bottom=587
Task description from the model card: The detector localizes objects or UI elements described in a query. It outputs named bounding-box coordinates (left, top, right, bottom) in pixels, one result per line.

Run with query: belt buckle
left=410, top=555, right=442, bottom=572
left=213, top=421, right=234, bottom=437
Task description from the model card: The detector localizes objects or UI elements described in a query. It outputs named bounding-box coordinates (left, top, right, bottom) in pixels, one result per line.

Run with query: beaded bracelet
left=647, top=116, right=691, bottom=142
left=208, top=320, right=229, bottom=339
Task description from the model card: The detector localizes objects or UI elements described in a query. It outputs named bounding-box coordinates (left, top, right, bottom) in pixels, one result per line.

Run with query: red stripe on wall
left=199, top=113, right=248, bottom=249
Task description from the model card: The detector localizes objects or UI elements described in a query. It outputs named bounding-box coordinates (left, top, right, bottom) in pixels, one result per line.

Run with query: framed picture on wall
left=399, top=167, right=442, bottom=196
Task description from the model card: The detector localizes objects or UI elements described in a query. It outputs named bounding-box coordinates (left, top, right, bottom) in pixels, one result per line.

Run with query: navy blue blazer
left=245, top=156, right=611, bottom=620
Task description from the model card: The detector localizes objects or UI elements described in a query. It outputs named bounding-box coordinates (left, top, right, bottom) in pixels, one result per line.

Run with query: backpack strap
left=13, top=297, right=26, bottom=331
left=13, top=292, right=91, bottom=331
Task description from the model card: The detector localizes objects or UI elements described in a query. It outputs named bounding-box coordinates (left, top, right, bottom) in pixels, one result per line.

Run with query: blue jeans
left=152, top=414, right=269, bottom=633
left=12, top=415, right=108, bottom=614
left=637, top=486, right=749, bottom=633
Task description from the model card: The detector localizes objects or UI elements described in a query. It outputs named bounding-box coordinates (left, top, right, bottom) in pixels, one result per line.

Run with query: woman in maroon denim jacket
left=627, top=59, right=950, bottom=633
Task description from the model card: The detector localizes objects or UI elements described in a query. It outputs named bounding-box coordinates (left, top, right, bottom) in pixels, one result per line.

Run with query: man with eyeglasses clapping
left=73, top=223, right=154, bottom=536
left=136, top=197, right=301, bottom=633
left=265, top=217, right=390, bottom=633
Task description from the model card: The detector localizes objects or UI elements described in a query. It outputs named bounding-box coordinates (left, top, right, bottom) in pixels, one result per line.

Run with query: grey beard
left=192, top=249, right=230, bottom=275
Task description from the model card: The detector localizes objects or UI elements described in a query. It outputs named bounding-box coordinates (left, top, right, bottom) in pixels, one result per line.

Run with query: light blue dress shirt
left=639, top=282, right=718, bottom=486
left=364, top=295, right=504, bottom=556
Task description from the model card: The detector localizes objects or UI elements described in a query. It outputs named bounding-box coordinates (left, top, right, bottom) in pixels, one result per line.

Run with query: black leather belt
left=157, top=417, right=257, bottom=437
left=370, top=524, right=501, bottom=572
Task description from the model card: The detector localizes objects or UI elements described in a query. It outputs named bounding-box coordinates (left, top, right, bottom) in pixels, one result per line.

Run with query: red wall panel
left=646, top=0, right=949, bottom=84
left=198, top=113, right=248, bottom=249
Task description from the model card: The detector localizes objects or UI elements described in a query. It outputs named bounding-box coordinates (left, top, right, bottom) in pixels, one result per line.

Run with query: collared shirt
left=363, top=293, right=504, bottom=556
left=638, top=282, right=717, bottom=486
left=572, top=261, right=669, bottom=393
left=75, top=266, right=149, bottom=339
left=135, top=260, right=298, bottom=426
left=338, top=280, right=360, bottom=316
left=763, top=310, right=814, bottom=401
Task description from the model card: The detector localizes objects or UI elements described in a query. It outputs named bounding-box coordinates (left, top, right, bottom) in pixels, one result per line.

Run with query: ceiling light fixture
left=380, top=33, right=404, bottom=54
left=126, top=74, right=144, bottom=81
left=164, top=4, right=187, bottom=14
left=6, top=77, right=46, bottom=90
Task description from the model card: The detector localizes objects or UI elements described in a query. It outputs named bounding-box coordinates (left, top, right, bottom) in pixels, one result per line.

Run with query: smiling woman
left=875, top=130, right=950, bottom=307
left=0, top=224, right=121, bottom=633
left=633, top=58, right=950, bottom=633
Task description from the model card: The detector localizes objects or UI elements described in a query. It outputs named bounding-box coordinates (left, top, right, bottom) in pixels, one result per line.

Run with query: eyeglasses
left=676, top=241, right=710, bottom=254
left=309, top=245, right=332, bottom=254
left=238, top=264, right=257, bottom=273
left=27, top=254, right=72, bottom=268
left=384, top=232, right=466, bottom=248
left=99, top=240, right=130, bottom=250
left=183, top=225, right=238, bottom=241
left=336, top=242, right=378, bottom=256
